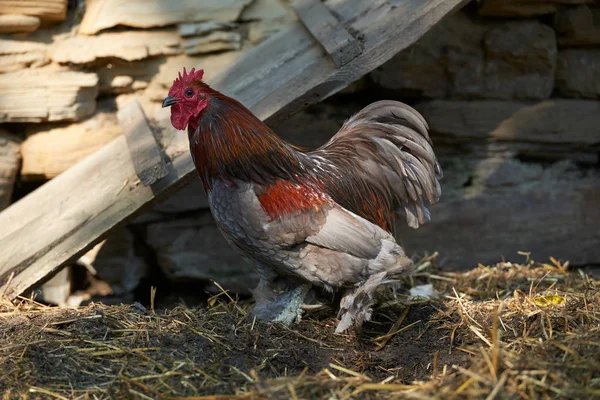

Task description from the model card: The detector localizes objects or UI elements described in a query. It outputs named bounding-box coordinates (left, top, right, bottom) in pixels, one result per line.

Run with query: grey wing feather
left=304, top=206, right=392, bottom=260
left=259, top=199, right=412, bottom=288
left=311, top=100, right=442, bottom=229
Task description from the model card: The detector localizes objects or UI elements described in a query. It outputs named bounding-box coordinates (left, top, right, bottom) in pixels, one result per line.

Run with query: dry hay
left=1, top=254, right=599, bottom=399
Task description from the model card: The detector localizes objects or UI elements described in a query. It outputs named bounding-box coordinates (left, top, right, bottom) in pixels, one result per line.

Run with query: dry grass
left=1, top=255, right=599, bottom=399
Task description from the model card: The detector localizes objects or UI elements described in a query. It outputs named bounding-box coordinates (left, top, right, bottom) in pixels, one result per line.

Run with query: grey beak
left=162, top=96, right=177, bottom=108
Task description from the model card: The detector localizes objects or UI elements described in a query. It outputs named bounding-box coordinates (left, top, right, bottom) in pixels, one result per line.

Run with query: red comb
left=176, top=67, right=204, bottom=83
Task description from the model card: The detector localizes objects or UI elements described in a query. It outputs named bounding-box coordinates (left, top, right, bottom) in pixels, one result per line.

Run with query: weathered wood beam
left=0, top=0, right=469, bottom=299
left=292, top=0, right=361, bottom=67
left=118, top=99, right=168, bottom=186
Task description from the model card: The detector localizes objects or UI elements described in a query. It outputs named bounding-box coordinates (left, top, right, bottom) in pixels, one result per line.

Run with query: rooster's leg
left=251, top=279, right=311, bottom=325
left=272, top=284, right=311, bottom=324
left=335, top=272, right=389, bottom=333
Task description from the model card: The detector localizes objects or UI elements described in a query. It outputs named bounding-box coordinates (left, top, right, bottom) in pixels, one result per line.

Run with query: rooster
left=163, top=68, right=442, bottom=332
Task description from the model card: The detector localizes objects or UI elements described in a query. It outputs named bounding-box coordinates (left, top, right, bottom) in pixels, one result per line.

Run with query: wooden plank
left=291, top=0, right=361, bottom=67
left=118, top=99, right=168, bottom=187
left=0, top=0, right=469, bottom=299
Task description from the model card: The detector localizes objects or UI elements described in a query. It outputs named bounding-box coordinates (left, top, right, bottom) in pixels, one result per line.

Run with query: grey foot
left=273, top=284, right=311, bottom=324
left=251, top=284, right=311, bottom=325
left=335, top=272, right=388, bottom=333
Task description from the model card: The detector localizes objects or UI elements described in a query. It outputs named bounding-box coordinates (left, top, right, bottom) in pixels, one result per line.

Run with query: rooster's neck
left=189, top=94, right=310, bottom=191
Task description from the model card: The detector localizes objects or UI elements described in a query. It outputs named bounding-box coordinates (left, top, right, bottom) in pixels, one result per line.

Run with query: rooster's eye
left=184, top=88, right=194, bottom=97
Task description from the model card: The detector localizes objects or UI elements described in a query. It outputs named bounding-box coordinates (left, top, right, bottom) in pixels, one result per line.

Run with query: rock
left=38, top=267, right=71, bottom=306
left=417, top=100, right=600, bottom=162
left=477, top=100, right=599, bottom=146
left=273, top=100, right=360, bottom=148
left=424, top=11, right=486, bottom=99
left=130, top=211, right=165, bottom=225
left=338, top=76, right=369, bottom=95
left=470, top=157, right=544, bottom=188
left=0, top=14, right=40, bottom=33
left=371, top=16, right=556, bottom=100
left=152, top=179, right=209, bottom=213
left=0, top=132, right=20, bottom=211
left=132, top=81, right=148, bottom=90
left=21, top=104, right=122, bottom=179
left=178, top=21, right=237, bottom=37
left=0, top=0, right=67, bottom=24
left=77, top=228, right=147, bottom=295
left=246, top=19, right=294, bottom=45
left=370, top=31, right=448, bottom=98
left=482, top=21, right=557, bottom=100
left=115, top=92, right=165, bottom=129
left=145, top=52, right=242, bottom=106
left=397, top=160, right=600, bottom=268
left=447, top=45, right=485, bottom=99
left=554, top=5, right=600, bottom=46
left=79, top=0, right=252, bottom=35
left=146, top=212, right=259, bottom=294
left=51, top=30, right=181, bottom=65
left=556, top=49, right=600, bottom=98
left=367, top=10, right=485, bottom=99
left=183, top=31, right=242, bottom=55
left=0, top=38, right=49, bottom=73
left=108, top=75, right=134, bottom=94
left=0, top=67, right=98, bottom=123
left=369, top=14, right=462, bottom=99
left=239, top=0, right=290, bottom=21
left=152, top=52, right=243, bottom=88
left=103, top=76, right=148, bottom=94
left=96, top=58, right=163, bottom=96
left=240, top=0, right=296, bottom=45
left=417, top=100, right=525, bottom=139
left=479, top=0, right=594, bottom=17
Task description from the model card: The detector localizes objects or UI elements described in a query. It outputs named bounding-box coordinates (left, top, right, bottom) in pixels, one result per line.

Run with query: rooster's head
left=163, top=67, right=208, bottom=130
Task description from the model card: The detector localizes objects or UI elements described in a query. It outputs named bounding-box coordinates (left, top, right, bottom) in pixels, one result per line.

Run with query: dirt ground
left=1, top=256, right=599, bottom=399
